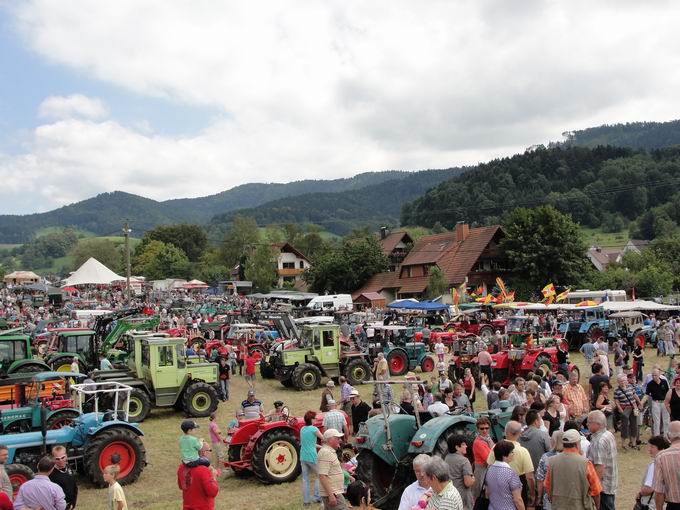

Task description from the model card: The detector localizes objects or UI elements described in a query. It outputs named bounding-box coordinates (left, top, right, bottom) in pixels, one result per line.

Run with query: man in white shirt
left=427, top=394, right=450, bottom=417
left=398, top=454, right=432, bottom=510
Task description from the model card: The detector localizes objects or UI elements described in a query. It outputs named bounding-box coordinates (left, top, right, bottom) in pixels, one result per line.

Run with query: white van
left=306, top=294, right=353, bottom=312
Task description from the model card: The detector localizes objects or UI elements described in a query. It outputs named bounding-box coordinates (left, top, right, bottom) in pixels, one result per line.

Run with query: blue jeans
left=301, top=461, right=319, bottom=504
left=600, top=493, right=615, bottom=510
left=219, top=379, right=229, bottom=400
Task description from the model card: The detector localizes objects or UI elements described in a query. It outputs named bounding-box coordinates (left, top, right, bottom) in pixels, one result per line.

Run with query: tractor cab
left=47, top=330, right=97, bottom=371
left=0, top=337, right=31, bottom=374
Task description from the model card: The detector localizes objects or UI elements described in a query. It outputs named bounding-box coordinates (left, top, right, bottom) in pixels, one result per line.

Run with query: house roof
left=397, top=276, right=430, bottom=294
left=588, top=246, right=620, bottom=268
left=378, top=231, right=413, bottom=256
left=271, top=242, right=310, bottom=262
left=438, top=226, right=502, bottom=284
left=354, top=292, right=385, bottom=302
left=628, top=239, right=650, bottom=250
left=352, top=272, right=400, bottom=299
left=401, top=232, right=458, bottom=266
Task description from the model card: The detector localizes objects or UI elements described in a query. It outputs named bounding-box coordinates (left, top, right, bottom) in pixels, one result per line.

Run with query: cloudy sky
left=1, top=1, right=679, bottom=214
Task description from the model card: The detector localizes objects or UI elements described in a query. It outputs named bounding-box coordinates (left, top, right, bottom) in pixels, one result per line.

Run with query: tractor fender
left=355, top=414, right=417, bottom=467
left=46, top=353, right=80, bottom=368
left=228, top=419, right=264, bottom=447
left=243, top=422, right=299, bottom=459
left=408, top=414, right=477, bottom=455
left=90, top=422, right=145, bottom=438
left=8, top=359, right=50, bottom=374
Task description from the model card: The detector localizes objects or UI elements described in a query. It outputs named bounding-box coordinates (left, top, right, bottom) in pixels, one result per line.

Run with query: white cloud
left=38, top=94, right=109, bottom=120
left=3, top=1, right=680, bottom=213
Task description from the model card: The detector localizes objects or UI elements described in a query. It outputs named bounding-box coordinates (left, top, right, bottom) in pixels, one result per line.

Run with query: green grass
left=34, top=227, right=95, bottom=238
left=582, top=227, right=629, bottom=248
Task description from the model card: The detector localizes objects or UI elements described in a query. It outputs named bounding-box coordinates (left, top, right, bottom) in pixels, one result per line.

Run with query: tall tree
left=70, top=239, right=123, bottom=273
left=245, top=244, right=277, bottom=292
left=133, top=240, right=191, bottom=280
left=220, top=216, right=259, bottom=267
left=140, top=224, right=208, bottom=262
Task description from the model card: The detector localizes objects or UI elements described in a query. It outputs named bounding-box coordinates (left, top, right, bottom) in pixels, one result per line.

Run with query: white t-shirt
left=435, top=342, right=445, bottom=355
left=398, top=480, right=431, bottom=510
left=428, top=401, right=450, bottom=417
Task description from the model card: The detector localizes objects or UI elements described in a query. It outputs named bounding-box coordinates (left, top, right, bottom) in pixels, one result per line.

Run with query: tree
left=304, top=236, right=389, bottom=293
left=425, top=267, right=448, bottom=299
left=245, top=244, right=277, bottom=292
left=195, top=249, right=231, bottom=286
left=141, top=224, right=208, bottom=262
left=500, top=205, right=589, bottom=289
left=220, top=216, right=259, bottom=267
left=133, top=240, right=191, bottom=280
left=70, top=239, right=123, bottom=273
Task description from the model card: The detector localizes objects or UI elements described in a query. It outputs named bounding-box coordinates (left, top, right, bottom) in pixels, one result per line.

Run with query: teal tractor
left=367, top=326, right=435, bottom=376
left=3, top=380, right=146, bottom=496
left=354, top=381, right=511, bottom=509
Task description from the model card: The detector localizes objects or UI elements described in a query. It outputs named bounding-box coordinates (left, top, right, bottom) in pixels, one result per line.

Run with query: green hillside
left=563, top=120, right=680, bottom=150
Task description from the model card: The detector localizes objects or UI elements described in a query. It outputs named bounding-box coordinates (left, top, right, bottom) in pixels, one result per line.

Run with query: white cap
left=323, top=429, right=344, bottom=440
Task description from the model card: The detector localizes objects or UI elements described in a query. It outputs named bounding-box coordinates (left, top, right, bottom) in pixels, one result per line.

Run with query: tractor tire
left=8, top=362, right=47, bottom=374
left=292, top=363, right=322, bottom=391
left=260, top=360, right=275, bottom=379
left=85, top=428, right=146, bottom=487
left=50, top=358, right=85, bottom=373
left=387, top=349, right=409, bottom=377
left=432, top=424, right=477, bottom=463
left=183, top=382, right=219, bottom=417
left=6, top=464, right=34, bottom=498
left=227, top=444, right=251, bottom=478
left=478, top=327, right=494, bottom=341
left=420, top=356, right=435, bottom=373
left=492, top=368, right=509, bottom=384
left=345, top=359, right=372, bottom=386
left=126, top=388, right=152, bottom=423
left=251, top=429, right=301, bottom=484
left=533, top=355, right=552, bottom=377
left=355, top=450, right=398, bottom=508
left=46, top=410, right=80, bottom=430
left=249, top=345, right=266, bottom=361
left=587, top=327, right=604, bottom=342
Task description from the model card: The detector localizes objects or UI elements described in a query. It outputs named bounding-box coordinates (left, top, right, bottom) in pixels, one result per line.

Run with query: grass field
left=72, top=350, right=661, bottom=510
left=582, top=226, right=630, bottom=248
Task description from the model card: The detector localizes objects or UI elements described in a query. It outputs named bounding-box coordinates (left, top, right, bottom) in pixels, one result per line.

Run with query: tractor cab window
left=158, top=346, right=174, bottom=367
left=313, top=330, right=321, bottom=349
left=141, top=345, right=151, bottom=367
left=322, top=330, right=335, bottom=347
left=176, top=345, right=186, bottom=368
left=0, top=340, right=27, bottom=363
left=63, top=335, right=93, bottom=354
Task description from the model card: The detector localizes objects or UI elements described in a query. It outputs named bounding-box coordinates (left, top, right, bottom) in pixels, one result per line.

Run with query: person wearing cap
left=544, top=429, right=601, bottom=510
left=240, top=390, right=264, bottom=420
left=323, top=400, right=348, bottom=441
left=350, top=390, right=371, bottom=435
left=321, top=381, right=335, bottom=413
left=179, top=420, right=210, bottom=468
left=318, top=429, right=348, bottom=509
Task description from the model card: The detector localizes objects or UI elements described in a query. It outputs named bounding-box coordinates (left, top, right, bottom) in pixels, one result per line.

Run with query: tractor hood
left=355, top=414, right=418, bottom=467
left=407, top=414, right=477, bottom=454
left=3, top=428, right=75, bottom=463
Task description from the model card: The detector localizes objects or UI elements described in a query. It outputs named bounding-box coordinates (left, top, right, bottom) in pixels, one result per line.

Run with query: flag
left=452, top=288, right=459, bottom=306
left=474, top=285, right=483, bottom=297
left=505, top=291, right=515, bottom=302
left=482, top=282, right=488, bottom=297
left=555, top=289, right=570, bottom=302
left=495, top=277, right=508, bottom=297
left=495, top=294, right=504, bottom=304
left=482, top=294, right=494, bottom=305
left=632, top=287, right=636, bottom=301
left=541, top=283, right=556, bottom=298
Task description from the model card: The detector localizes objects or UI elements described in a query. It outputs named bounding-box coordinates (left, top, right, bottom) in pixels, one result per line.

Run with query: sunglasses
left=478, top=426, right=490, bottom=430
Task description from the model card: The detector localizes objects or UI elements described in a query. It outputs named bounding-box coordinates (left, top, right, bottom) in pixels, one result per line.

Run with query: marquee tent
left=62, top=257, right=124, bottom=286
left=387, top=299, right=449, bottom=311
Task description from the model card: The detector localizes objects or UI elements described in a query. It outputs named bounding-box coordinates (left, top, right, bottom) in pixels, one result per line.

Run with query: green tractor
left=93, top=335, right=220, bottom=423
left=0, top=329, right=50, bottom=376
left=367, top=325, right=435, bottom=376
left=270, top=324, right=373, bottom=390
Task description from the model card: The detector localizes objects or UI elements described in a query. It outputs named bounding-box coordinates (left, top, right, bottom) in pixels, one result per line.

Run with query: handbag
left=622, top=388, right=640, bottom=417
left=473, top=470, right=490, bottom=510
left=633, top=494, right=653, bottom=510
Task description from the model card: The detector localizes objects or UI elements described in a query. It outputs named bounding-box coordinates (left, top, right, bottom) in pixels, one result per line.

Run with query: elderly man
left=544, top=429, right=601, bottom=510
left=318, top=429, right=347, bottom=510
left=322, top=400, right=348, bottom=441
left=375, top=352, right=389, bottom=381
left=509, top=378, right=528, bottom=407
left=320, top=381, right=335, bottom=413
left=654, top=420, right=680, bottom=510
left=487, top=420, right=535, bottom=507
left=646, top=368, right=671, bottom=436
left=398, top=454, right=432, bottom=510
left=240, top=389, right=264, bottom=419
left=423, top=456, right=464, bottom=510
left=350, top=390, right=371, bottom=435
left=586, top=410, right=618, bottom=510
left=563, top=370, right=589, bottom=421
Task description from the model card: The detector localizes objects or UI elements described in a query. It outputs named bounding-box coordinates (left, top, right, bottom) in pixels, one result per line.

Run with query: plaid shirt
left=587, top=429, right=618, bottom=494
left=322, top=410, right=346, bottom=435
left=563, top=383, right=589, bottom=417
left=653, top=446, right=680, bottom=503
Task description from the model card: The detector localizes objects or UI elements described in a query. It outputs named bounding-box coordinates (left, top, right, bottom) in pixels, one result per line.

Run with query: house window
left=405, top=267, right=412, bottom=277
left=283, top=276, right=295, bottom=283
left=299, top=260, right=304, bottom=269
left=423, top=265, right=430, bottom=276
left=282, top=262, right=295, bottom=269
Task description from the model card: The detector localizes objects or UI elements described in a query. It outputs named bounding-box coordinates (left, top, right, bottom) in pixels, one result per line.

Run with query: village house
left=587, top=239, right=650, bottom=271
left=377, top=228, right=413, bottom=272
left=272, top=242, right=311, bottom=288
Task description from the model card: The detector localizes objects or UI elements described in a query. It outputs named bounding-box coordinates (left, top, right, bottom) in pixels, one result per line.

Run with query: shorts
left=322, top=494, right=348, bottom=510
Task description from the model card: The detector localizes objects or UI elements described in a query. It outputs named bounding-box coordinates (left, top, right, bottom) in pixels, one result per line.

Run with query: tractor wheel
left=50, top=358, right=85, bottom=373
left=420, top=356, right=435, bottom=373
left=126, top=388, right=152, bottom=423
left=569, top=365, right=580, bottom=383
left=9, top=363, right=47, bottom=374
left=183, top=382, right=219, bottom=417
left=387, top=349, right=408, bottom=377
left=260, top=360, right=275, bottom=379
left=85, top=428, right=146, bottom=487
left=251, top=430, right=301, bottom=484
left=249, top=346, right=266, bottom=361
left=492, top=368, right=509, bottom=384
left=432, top=424, right=476, bottom=463
left=6, top=464, right=34, bottom=498
left=227, top=444, right=251, bottom=478
left=189, top=336, right=205, bottom=349
left=479, top=327, right=494, bottom=341
left=292, top=364, right=322, bottom=391
left=355, top=450, right=397, bottom=507
left=533, top=355, right=552, bottom=377
left=588, top=327, right=604, bottom=342
left=281, top=377, right=294, bottom=388
left=345, top=359, right=372, bottom=386
left=46, top=410, right=80, bottom=430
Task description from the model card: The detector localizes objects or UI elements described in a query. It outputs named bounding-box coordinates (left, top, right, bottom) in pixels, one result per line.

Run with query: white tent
left=62, top=257, right=124, bottom=286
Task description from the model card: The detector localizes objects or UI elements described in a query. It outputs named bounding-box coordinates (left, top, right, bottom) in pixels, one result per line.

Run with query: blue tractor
left=3, top=381, right=146, bottom=496
left=558, top=306, right=611, bottom=350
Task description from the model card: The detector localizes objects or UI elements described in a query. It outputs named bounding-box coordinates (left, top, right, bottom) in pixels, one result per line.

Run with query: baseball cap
left=326, top=380, right=335, bottom=387
left=248, top=389, right=256, bottom=396
left=562, top=429, right=580, bottom=445
left=349, top=389, right=360, bottom=397
left=181, top=419, right=199, bottom=432
left=323, top=429, right=344, bottom=440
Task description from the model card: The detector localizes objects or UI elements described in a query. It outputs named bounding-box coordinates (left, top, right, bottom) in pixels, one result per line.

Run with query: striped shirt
left=317, top=445, right=344, bottom=496
left=587, top=429, right=618, bottom=494
left=425, top=481, right=464, bottom=510
left=613, top=385, right=637, bottom=408
left=653, top=447, right=680, bottom=504
left=322, top=410, right=347, bottom=435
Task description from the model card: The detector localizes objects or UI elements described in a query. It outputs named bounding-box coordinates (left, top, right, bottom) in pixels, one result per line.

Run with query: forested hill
left=0, top=171, right=410, bottom=243
left=563, top=120, right=680, bottom=150
left=401, top=145, right=680, bottom=240
left=208, top=168, right=463, bottom=237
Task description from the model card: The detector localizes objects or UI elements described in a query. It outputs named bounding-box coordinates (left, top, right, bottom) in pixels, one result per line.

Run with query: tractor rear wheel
left=127, top=388, right=152, bottom=423
left=6, top=464, right=34, bottom=498
left=588, top=327, right=604, bottom=342
left=355, top=450, right=398, bottom=507
left=183, top=382, right=219, bottom=417
left=492, top=368, right=509, bottom=384
left=420, top=356, right=435, bottom=373
left=251, top=430, right=301, bottom=484
left=292, top=364, right=322, bottom=391
left=249, top=345, right=266, bottom=361
left=345, top=359, right=372, bottom=386
left=227, top=444, right=251, bottom=478
left=533, top=355, right=552, bottom=377
left=85, top=428, right=146, bottom=487
left=387, top=349, right=408, bottom=377
left=432, top=424, right=476, bottom=462
left=46, top=410, right=80, bottom=430
left=9, top=363, right=47, bottom=374
left=479, top=327, right=494, bottom=341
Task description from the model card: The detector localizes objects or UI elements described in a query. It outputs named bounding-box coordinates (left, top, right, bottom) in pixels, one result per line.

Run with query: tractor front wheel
left=345, top=359, right=372, bottom=386
left=387, top=349, right=408, bottom=377
left=533, top=355, right=552, bottom=377
left=127, top=388, right=152, bottom=423
left=292, top=364, right=322, bottom=391
left=251, top=430, right=301, bottom=484
left=6, top=464, right=34, bottom=498
left=85, top=428, right=146, bottom=487
left=420, top=356, right=435, bottom=373
left=183, top=382, right=219, bottom=417
left=46, top=410, right=80, bottom=430
left=355, top=450, right=397, bottom=507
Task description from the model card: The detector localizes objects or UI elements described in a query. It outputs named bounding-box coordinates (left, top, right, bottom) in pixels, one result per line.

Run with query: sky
left=1, top=1, right=680, bottom=214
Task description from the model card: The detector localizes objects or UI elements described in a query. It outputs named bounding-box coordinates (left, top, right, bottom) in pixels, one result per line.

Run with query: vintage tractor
left=444, top=307, right=507, bottom=341
left=366, top=326, right=435, bottom=376
left=354, top=380, right=512, bottom=509
left=3, top=381, right=146, bottom=496
left=607, top=311, right=656, bottom=348
left=225, top=409, right=350, bottom=484
left=557, top=306, right=611, bottom=350
left=270, top=324, right=373, bottom=390
left=92, top=335, right=219, bottom=422
left=0, top=329, right=50, bottom=376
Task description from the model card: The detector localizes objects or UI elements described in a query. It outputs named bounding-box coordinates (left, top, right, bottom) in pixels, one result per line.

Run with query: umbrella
left=62, top=286, right=78, bottom=293
left=575, top=300, right=599, bottom=307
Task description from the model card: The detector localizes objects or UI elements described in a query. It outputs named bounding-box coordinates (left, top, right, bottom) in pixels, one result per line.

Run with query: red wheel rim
left=422, top=358, right=434, bottom=372
left=9, top=474, right=28, bottom=498
left=48, top=417, right=73, bottom=430
left=390, top=355, right=405, bottom=374
left=99, top=441, right=136, bottom=478
left=591, top=329, right=604, bottom=341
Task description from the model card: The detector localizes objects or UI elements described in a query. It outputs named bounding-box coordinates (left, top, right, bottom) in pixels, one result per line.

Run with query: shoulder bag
left=633, top=494, right=653, bottom=510
left=473, top=469, right=490, bottom=510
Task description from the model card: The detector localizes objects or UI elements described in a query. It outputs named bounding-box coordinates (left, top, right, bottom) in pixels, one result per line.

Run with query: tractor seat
left=102, top=410, right=125, bottom=422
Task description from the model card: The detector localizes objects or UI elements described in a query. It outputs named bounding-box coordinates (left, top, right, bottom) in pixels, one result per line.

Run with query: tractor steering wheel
left=281, top=405, right=290, bottom=420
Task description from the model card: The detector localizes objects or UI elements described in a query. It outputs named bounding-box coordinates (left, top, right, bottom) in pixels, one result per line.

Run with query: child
left=208, top=412, right=224, bottom=466
left=179, top=419, right=211, bottom=467
left=103, top=464, right=127, bottom=510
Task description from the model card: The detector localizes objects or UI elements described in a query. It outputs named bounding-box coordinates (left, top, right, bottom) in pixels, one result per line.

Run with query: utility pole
left=123, top=221, right=132, bottom=304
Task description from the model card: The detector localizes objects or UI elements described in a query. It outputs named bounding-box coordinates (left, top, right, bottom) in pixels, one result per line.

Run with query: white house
left=272, top=243, right=311, bottom=288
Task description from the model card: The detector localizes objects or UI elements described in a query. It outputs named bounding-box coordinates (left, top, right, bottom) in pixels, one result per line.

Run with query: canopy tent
left=184, top=279, right=209, bottom=289
left=602, top=300, right=680, bottom=312
left=387, top=299, right=449, bottom=311
left=62, top=257, right=124, bottom=286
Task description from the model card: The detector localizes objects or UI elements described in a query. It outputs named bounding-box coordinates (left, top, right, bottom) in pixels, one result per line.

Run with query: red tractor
left=445, top=308, right=506, bottom=341
left=225, top=409, right=350, bottom=484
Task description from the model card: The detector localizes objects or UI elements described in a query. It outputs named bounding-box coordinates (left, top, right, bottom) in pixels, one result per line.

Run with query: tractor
left=0, top=329, right=50, bottom=376
left=557, top=306, right=611, bottom=350
left=270, top=324, right=373, bottom=390
left=353, top=380, right=512, bottom=509
left=607, top=311, right=656, bottom=348
left=92, top=335, right=220, bottom=422
left=3, top=381, right=146, bottom=496
left=444, top=307, right=506, bottom=341
left=366, top=325, right=435, bottom=376
left=224, top=408, right=350, bottom=484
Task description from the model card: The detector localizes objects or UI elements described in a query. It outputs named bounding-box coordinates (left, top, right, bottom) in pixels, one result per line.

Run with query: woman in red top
left=462, top=368, right=476, bottom=410
left=471, top=416, right=494, bottom=500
